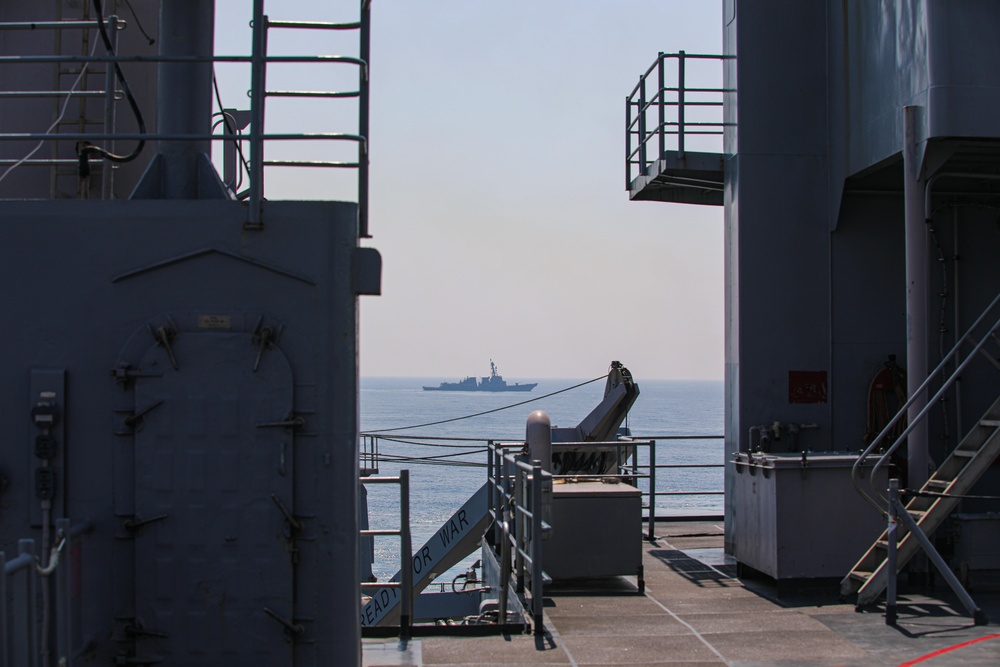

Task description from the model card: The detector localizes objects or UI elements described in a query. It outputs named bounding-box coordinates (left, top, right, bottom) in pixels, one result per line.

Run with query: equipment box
left=544, top=481, right=642, bottom=581
left=732, top=452, right=886, bottom=579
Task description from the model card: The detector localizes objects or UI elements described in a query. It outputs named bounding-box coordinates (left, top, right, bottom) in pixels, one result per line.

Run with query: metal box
left=544, top=481, right=642, bottom=581
left=732, top=452, right=887, bottom=579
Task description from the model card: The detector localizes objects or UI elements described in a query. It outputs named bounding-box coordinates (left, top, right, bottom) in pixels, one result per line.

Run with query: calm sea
left=360, top=376, right=724, bottom=582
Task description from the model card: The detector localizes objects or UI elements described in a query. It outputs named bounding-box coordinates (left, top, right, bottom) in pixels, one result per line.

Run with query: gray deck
left=364, top=522, right=1000, bottom=666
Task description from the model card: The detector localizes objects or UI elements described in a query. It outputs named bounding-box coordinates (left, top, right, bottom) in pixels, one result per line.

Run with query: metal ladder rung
left=263, top=160, right=360, bottom=168
left=925, top=479, right=950, bottom=488
left=266, top=90, right=361, bottom=99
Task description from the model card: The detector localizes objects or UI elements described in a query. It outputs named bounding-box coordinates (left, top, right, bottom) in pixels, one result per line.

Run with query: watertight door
left=132, top=331, right=295, bottom=665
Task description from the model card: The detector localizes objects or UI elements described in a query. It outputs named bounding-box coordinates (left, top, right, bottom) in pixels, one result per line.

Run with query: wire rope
left=362, top=374, right=607, bottom=434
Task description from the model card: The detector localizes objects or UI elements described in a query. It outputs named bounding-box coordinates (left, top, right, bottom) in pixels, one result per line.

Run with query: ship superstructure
left=0, top=2, right=378, bottom=665
left=627, top=1, right=1000, bottom=605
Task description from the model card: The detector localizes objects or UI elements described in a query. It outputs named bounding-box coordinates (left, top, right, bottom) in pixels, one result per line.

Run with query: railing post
left=637, top=80, right=646, bottom=175
left=886, top=479, right=899, bottom=626
left=358, top=0, right=371, bottom=238
left=648, top=440, right=656, bottom=541
left=14, top=540, right=37, bottom=667
left=511, top=460, right=528, bottom=593
left=531, top=461, right=544, bottom=636
left=677, top=50, right=686, bottom=157
left=55, top=519, right=72, bottom=666
left=657, top=52, right=665, bottom=160
left=498, top=476, right=510, bottom=627
left=625, top=96, right=632, bottom=188
left=1, top=550, right=7, bottom=667
left=399, top=469, right=412, bottom=639
left=101, top=16, right=120, bottom=199
left=247, top=0, right=268, bottom=229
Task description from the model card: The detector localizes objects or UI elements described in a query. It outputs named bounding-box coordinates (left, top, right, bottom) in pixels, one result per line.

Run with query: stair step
left=953, top=450, right=976, bottom=458
left=925, top=479, right=950, bottom=488
left=980, top=419, right=1000, bottom=427
left=848, top=571, right=873, bottom=582
left=875, top=539, right=892, bottom=550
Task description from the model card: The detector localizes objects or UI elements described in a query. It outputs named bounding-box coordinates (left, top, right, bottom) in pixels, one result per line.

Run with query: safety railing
left=360, top=433, right=380, bottom=475
left=0, top=0, right=372, bottom=236
left=0, top=17, right=122, bottom=199
left=625, top=51, right=730, bottom=187
left=616, top=436, right=724, bottom=538
left=362, top=431, right=723, bottom=529
left=360, top=471, right=413, bottom=637
left=2, top=518, right=93, bottom=667
left=853, top=290, right=1000, bottom=512
left=487, top=442, right=551, bottom=636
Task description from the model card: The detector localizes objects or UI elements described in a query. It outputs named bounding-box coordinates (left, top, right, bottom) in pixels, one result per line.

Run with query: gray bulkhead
left=721, top=1, right=1000, bottom=554
left=0, top=200, right=369, bottom=664
left=0, top=1, right=376, bottom=664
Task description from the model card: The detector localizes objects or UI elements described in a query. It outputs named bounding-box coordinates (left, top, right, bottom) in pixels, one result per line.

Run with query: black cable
left=378, top=449, right=487, bottom=462
left=212, top=72, right=251, bottom=190
left=77, top=0, right=147, bottom=177
left=363, top=374, right=607, bottom=433
left=122, top=0, right=155, bottom=45
left=375, top=437, right=491, bottom=449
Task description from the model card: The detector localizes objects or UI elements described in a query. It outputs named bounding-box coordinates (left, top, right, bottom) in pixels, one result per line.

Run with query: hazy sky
left=216, top=1, right=723, bottom=381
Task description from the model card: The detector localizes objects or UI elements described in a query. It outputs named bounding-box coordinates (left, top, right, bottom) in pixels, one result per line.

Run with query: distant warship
left=423, top=360, right=537, bottom=392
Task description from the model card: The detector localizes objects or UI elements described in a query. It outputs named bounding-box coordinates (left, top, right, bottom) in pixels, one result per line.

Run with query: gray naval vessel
left=4, top=2, right=1000, bottom=667
left=422, top=361, right=538, bottom=392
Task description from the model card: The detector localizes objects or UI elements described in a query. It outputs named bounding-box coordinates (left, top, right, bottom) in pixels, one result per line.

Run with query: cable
left=376, top=437, right=490, bottom=450
left=77, top=0, right=147, bottom=177
left=122, top=0, right=155, bottom=46
left=212, top=72, right=251, bottom=192
left=379, top=449, right=487, bottom=462
left=0, top=32, right=98, bottom=188
left=363, top=374, right=607, bottom=433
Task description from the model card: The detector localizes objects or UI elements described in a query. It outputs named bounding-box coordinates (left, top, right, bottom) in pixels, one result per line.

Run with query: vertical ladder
left=841, top=394, right=1000, bottom=606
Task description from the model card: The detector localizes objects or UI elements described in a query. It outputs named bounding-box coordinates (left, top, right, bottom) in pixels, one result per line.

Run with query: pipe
left=903, top=105, right=929, bottom=488
left=525, top=411, right=552, bottom=472
left=953, top=206, right=962, bottom=437
left=157, top=0, right=216, bottom=198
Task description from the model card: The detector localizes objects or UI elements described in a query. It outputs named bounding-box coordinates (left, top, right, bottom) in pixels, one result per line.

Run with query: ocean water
left=360, top=376, right=724, bottom=582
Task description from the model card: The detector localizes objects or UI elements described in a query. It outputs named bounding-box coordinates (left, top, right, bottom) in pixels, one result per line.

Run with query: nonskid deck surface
left=363, top=522, right=1000, bottom=666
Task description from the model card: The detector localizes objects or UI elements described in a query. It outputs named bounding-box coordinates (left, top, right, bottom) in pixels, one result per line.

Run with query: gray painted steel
left=631, top=2, right=1000, bottom=565
left=0, top=199, right=371, bottom=664
left=732, top=453, right=886, bottom=580
left=720, top=1, right=1000, bottom=559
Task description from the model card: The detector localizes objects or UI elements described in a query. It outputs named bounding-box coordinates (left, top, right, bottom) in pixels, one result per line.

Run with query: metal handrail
left=487, top=443, right=550, bottom=636
left=852, top=290, right=1000, bottom=513
left=625, top=51, right=731, bottom=188
left=0, top=2, right=371, bottom=236
left=360, top=471, right=413, bottom=637
left=2, top=518, right=92, bottom=667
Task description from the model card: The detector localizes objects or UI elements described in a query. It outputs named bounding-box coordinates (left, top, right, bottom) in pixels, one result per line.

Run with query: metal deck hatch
left=131, top=330, right=295, bottom=665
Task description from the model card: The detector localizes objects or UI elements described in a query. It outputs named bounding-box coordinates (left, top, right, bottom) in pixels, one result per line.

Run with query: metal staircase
left=843, top=290, right=1000, bottom=621
left=842, top=395, right=1000, bottom=606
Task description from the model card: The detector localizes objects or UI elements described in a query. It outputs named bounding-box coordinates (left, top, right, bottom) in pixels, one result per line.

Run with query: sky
left=215, top=1, right=724, bottom=381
